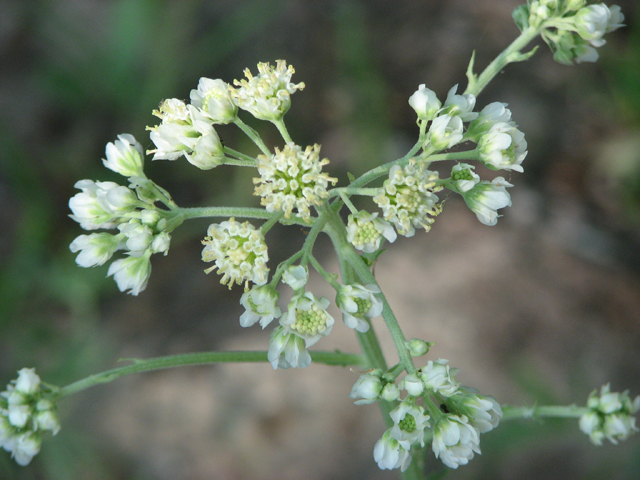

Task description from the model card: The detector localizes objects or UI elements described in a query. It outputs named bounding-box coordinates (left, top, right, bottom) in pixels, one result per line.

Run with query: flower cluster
left=230, top=60, right=305, bottom=121
left=373, top=159, right=443, bottom=237
left=1, top=369, right=60, bottom=466
left=579, top=384, right=640, bottom=445
left=346, top=211, right=397, bottom=253
left=69, top=135, right=179, bottom=295
left=513, top=1, right=624, bottom=64
left=352, top=356, right=502, bottom=472
left=202, top=218, right=270, bottom=290
left=253, top=143, right=337, bottom=222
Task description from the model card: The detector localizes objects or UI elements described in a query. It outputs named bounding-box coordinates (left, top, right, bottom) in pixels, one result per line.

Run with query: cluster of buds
left=238, top=265, right=384, bottom=369
left=513, top=0, right=624, bottom=64
left=352, top=357, right=503, bottom=471
left=69, top=135, right=181, bottom=295
left=0, top=369, right=60, bottom=466
left=580, top=384, right=640, bottom=445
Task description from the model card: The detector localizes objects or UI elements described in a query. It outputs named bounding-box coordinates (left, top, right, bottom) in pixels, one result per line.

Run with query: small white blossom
left=579, top=384, right=639, bottom=445
left=374, top=160, right=443, bottom=237
left=10, top=433, right=41, bottom=466
left=102, top=134, right=145, bottom=178
left=399, top=373, right=425, bottom=397
left=118, top=221, right=154, bottom=254
left=280, top=292, right=334, bottom=347
left=406, top=338, right=432, bottom=357
left=446, top=391, right=503, bottom=434
left=419, top=358, right=460, bottom=397
left=239, top=285, right=281, bottom=328
left=478, top=122, right=527, bottom=172
left=254, top=143, right=337, bottom=222
left=408, top=84, right=441, bottom=121
left=201, top=218, right=270, bottom=290
left=467, top=102, right=512, bottom=139
left=69, top=180, right=136, bottom=230
left=336, top=283, right=382, bottom=333
left=230, top=60, right=305, bottom=121
left=148, top=99, right=225, bottom=170
left=349, top=369, right=384, bottom=405
left=14, top=369, right=40, bottom=395
left=346, top=211, right=397, bottom=253
left=70, top=233, right=123, bottom=268
left=389, top=400, right=430, bottom=449
left=462, top=177, right=513, bottom=227
left=381, top=383, right=401, bottom=402
left=428, top=114, right=464, bottom=150
left=267, top=326, right=311, bottom=369
left=450, top=163, right=480, bottom=194
left=574, top=4, right=618, bottom=47
left=282, top=264, right=309, bottom=290
left=190, top=77, right=237, bottom=124
left=373, top=429, right=412, bottom=472
left=432, top=414, right=481, bottom=469
left=107, top=252, right=152, bottom=295
left=441, top=84, right=478, bottom=122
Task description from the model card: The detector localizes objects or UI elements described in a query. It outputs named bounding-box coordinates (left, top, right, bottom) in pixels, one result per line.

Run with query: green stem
left=223, top=146, right=257, bottom=165
left=58, top=350, right=365, bottom=399
left=464, top=25, right=541, bottom=97
left=272, top=118, right=293, bottom=144
left=501, top=404, right=587, bottom=421
left=234, top=117, right=271, bottom=156
left=177, top=206, right=309, bottom=226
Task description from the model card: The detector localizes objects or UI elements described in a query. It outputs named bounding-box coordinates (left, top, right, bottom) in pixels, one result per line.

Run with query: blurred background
left=1, top=0, right=640, bottom=478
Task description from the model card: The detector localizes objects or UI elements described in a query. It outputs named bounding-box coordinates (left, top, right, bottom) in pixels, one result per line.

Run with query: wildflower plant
left=6, top=2, right=637, bottom=477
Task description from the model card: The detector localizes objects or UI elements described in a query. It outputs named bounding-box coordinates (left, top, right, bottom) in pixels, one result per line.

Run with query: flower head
left=579, top=384, right=639, bottom=445
left=373, top=429, right=412, bottom=472
left=281, top=264, right=309, bottom=291
left=254, top=143, right=337, bottom=222
left=349, top=369, right=384, bottom=405
left=230, top=60, right=305, bottom=121
left=280, top=292, right=335, bottom=346
left=267, top=326, right=311, bottom=369
left=432, top=414, right=481, bottom=469
left=336, top=283, right=382, bottom=333
left=346, top=211, right=397, bottom=253
left=374, top=160, right=443, bottom=237
left=69, top=180, right=137, bottom=230
left=441, top=84, right=478, bottom=122
left=102, top=134, right=145, bottom=178
left=428, top=114, right=464, bottom=150
left=445, top=390, right=503, bottom=434
left=239, top=285, right=281, bottom=328
left=450, top=163, right=480, bottom=194
left=419, top=358, right=461, bottom=397
left=107, top=251, right=152, bottom=295
left=69, top=233, right=123, bottom=268
left=190, top=77, right=237, bottom=124
left=462, top=177, right=513, bottom=226
left=408, top=84, right=441, bottom=121
left=389, top=400, right=430, bottom=448
left=201, top=218, right=269, bottom=290
left=478, top=122, right=527, bottom=172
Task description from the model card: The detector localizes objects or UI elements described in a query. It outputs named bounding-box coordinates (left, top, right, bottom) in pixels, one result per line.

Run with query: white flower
left=35, top=400, right=60, bottom=435
left=102, top=134, right=145, bottom=178
left=253, top=143, right=337, bottom=222
left=381, top=383, right=401, bottom=402
left=408, top=84, right=441, bottom=121
left=69, top=180, right=136, bottom=230
left=336, top=283, right=382, bottom=333
left=467, top=102, right=512, bottom=139
left=478, top=122, right=527, bottom=172
left=428, top=114, right=464, bottom=150
left=373, top=429, right=412, bottom=472
left=148, top=99, right=225, bottom=170
left=8, top=404, right=30, bottom=428
left=280, top=292, right=334, bottom=346
left=406, top=338, right=432, bottom=357
left=349, top=369, right=384, bottom=405
left=267, top=326, right=311, bottom=369
left=14, top=369, right=40, bottom=395
left=442, top=84, right=478, bottom=121
left=419, top=358, right=460, bottom=397
left=118, top=221, right=154, bottom=254
left=239, top=285, right=281, bottom=328
left=190, top=77, right=237, bottom=124
left=282, top=264, right=309, bottom=290
left=450, top=163, right=480, bottom=194
left=432, top=414, right=481, bottom=469
left=201, top=218, right=270, bottom=290
left=446, top=392, right=503, bottom=434
left=150, top=231, right=171, bottom=255
left=10, top=433, right=41, bottom=466
left=230, top=60, right=305, bottom=121
left=399, top=373, right=425, bottom=397
left=374, top=160, right=443, bottom=237
left=579, top=384, right=639, bottom=445
left=574, top=4, right=613, bottom=47
left=107, top=252, right=152, bottom=295
left=389, top=400, right=430, bottom=448
left=70, top=233, right=123, bottom=268
left=462, top=177, right=513, bottom=227
left=346, top=211, right=397, bottom=253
